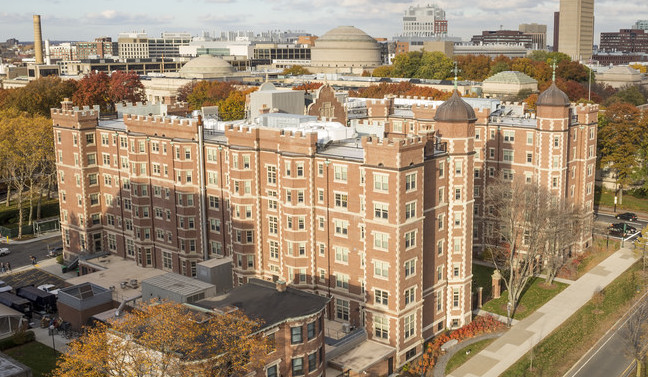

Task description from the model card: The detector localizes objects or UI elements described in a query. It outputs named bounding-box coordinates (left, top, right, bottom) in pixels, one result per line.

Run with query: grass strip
left=501, top=261, right=642, bottom=377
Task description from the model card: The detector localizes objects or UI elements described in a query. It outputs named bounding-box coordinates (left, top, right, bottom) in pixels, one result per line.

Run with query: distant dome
left=537, top=82, right=570, bottom=107
left=434, top=91, right=477, bottom=123
left=483, top=71, right=537, bottom=85
left=258, top=82, right=277, bottom=91
left=179, top=55, right=235, bottom=79
left=310, top=26, right=381, bottom=69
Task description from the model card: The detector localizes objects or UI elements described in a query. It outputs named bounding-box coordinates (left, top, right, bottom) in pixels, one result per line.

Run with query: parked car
left=609, top=228, right=626, bottom=237
left=610, top=222, right=637, bottom=234
left=0, top=248, right=9, bottom=256
left=615, top=212, right=638, bottom=222
left=47, top=247, right=63, bottom=258
left=0, top=281, right=12, bottom=293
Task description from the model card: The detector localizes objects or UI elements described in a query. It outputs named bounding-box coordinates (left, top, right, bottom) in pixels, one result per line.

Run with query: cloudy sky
left=0, top=0, right=646, bottom=45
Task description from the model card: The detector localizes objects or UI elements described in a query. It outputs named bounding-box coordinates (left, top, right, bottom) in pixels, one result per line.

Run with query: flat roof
left=142, top=273, right=215, bottom=296
left=67, top=255, right=166, bottom=300
left=194, top=279, right=329, bottom=328
left=329, top=340, right=395, bottom=372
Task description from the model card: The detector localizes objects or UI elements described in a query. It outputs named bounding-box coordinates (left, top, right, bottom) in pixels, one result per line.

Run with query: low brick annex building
left=52, top=80, right=596, bottom=370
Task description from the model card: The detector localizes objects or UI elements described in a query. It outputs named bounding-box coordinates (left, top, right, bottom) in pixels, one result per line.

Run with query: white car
left=0, top=248, right=9, bottom=256
left=37, top=284, right=60, bottom=296
left=0, top=281, right=12, bottom=293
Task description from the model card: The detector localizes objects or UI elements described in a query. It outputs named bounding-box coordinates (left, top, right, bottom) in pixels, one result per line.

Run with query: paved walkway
left=447, top=246, right=639, bottom=377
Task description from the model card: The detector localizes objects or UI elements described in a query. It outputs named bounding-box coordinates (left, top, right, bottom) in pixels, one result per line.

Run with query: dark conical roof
left=434, top=91, right=477, bottom=122
left=536, top=82, right=570, bottom=107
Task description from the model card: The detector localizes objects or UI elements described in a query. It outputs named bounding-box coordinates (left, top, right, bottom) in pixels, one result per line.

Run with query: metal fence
left=0, top=217, right=59, bottom=238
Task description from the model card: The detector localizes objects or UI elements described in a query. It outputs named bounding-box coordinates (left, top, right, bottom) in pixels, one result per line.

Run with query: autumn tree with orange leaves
left=349, top=82, right=452, bottom=100
left=51, top=301, right=271, bottom=377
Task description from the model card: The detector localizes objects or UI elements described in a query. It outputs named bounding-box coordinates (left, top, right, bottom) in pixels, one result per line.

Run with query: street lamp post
left=49, top=325, right=56, bottom=353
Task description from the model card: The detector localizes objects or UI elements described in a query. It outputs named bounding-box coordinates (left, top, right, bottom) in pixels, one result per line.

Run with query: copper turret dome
left=434, top=91, right=477, bottom=122
left=536, top=82, right=570, bottom=107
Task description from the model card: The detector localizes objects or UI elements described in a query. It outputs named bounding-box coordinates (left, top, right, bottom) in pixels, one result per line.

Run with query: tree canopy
left=0, top=76, right=77, bottom=117
left=281, top=65, right=311, bottom=76
left=391, top=51, right=454, bottom=80
left=598, top=103, right=648, bottom=191
left=73, top=71, right=145, bottom=113
left=349, top=81, right=452, bottom=100
left=52, top=301, right=271, bottom=377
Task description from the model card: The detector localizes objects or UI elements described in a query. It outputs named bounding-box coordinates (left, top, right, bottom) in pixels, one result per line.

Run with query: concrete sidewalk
left=447, top=247, right=639, bottom=377
left=0, top=231, right=60, bottom=245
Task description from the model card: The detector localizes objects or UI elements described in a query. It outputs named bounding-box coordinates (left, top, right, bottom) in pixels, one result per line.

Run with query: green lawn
left=4, top=341, right=60, bottom=377
left=595, top=186, right=648, bottom=213
left=501, top=261, right=642, bottom=376
left=445, top=338, right=497, bottom=374
left=472, top=264, right=495, bottom=299
left=481, top=277, right=568, bottom=320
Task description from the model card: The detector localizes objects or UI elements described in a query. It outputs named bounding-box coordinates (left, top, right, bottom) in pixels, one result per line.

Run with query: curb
left=0, top=232, right=60, bottom=245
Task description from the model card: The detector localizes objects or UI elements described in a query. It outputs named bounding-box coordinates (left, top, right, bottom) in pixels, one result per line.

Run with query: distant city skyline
left=0, top=0, right=646, bottom=45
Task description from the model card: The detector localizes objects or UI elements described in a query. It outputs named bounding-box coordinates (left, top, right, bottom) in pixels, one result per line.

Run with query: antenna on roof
left=552, top=59, right=557, bottom=82
left=453, top=61, right=458, bottom=91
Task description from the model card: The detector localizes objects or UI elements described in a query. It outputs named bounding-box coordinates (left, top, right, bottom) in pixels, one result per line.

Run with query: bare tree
left=484, top=178, right=552, bottom=324
left=542, top=201, right=586, bottom=285
left=623, top=301, right=648, bottom=377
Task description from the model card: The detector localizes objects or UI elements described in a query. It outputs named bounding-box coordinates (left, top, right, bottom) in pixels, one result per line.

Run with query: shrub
left=407, top=315, right=505, bottom=375
left=0, top=330, right=35, bottom=350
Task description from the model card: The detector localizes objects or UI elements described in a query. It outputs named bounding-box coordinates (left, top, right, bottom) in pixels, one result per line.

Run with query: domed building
left=482, top=71, right=538, bottom=99
left=309, top=26, right=382, bottom=74
left=178, top=55, right=236, bottom=79
left=434, top=91, right=477, bottom=123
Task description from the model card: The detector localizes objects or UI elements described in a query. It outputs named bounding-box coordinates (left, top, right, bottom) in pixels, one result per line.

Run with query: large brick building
left=52, top=82, right=596, bottom=371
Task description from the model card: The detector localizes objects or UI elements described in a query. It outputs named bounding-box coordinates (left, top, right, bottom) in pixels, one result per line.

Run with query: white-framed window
left=554, top=135, right=560, bottom=148
left=405, top=230, right=416, bottom=249
left=374, top=315, right=389, bottom=339
left=526, top=132, right=533, bottom=145
left=404, top=313, right=415, bottom=339
left=374, top=232, right=389, bottom=250
left=373, top=173, right=389, bottom=191
left=503, top=130, right=515, bottom=142
left=405, top=201, right=416, bottom=219
left=162, top=251, right=172, bottom=270
left=453, top=288, right=460, bottom=308
left=374, top=202, right=389, bottom=220
left=405, top=172, right=417, bottom=191
left=267, top=165, right=277, bottom=184
left=335, top=273, right=349, bottom=290
left=453, top=237, right=462, bottom=253
left=334, top=246, right=349, bottom=264
left=374, top=289, right=388, bottom=305
left=552, top=156, right=560, bottom=168
left=454, top=160, right=462, bottom=176
left=269, top=240, right=279, bottom=260
left=374, top=260, right=389, bottom=278
left=454, top=212, right=462, bottom=227
left=336, top=298, right=350, bottom=320
left=334, top=192, right=348, bottom=208
left=405, top=287, right=415, bottom=305
left=404, top=259, right=416, bottom=277
left=268, top=216, right=278, bottom=234
left=503, top=149, right=514, bottom=162
left=334, top=165, right=347, bottom=182
left=334, top=219, right=349, bottom=236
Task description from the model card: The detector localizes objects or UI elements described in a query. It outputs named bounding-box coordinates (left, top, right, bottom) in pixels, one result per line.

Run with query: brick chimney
left=61, top=98, right=73, bottom=111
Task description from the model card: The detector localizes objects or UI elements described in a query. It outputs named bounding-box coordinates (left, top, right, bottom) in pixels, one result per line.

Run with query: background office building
left=558, top=0, right=594, bottom=61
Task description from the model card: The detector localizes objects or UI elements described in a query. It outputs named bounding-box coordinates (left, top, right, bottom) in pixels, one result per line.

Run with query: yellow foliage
left=51, top=301, right=271, bottom=377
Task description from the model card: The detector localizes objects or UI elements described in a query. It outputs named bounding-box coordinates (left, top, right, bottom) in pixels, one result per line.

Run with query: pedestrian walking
left=7, top=262, right=11, bottom=272
left=30, top=256, right=36, bottom=265
left=0, top=263, right=5, bottom=273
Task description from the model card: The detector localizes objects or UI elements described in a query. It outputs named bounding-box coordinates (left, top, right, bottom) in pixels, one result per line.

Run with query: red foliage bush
left=408, top=315, right=505, bottom=375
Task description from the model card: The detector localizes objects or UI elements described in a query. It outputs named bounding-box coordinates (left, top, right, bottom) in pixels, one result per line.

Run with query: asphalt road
left=565, top=292, right=648, bottom=377
left=0, top=235, right=62, bottom=270
left=596, top=212, right=647, bottom=243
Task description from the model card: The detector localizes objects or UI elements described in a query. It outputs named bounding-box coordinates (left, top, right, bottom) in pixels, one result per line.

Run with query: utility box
left=141, top=273, right=217, bottom=304
left=196, top=257, right=233, bottom=293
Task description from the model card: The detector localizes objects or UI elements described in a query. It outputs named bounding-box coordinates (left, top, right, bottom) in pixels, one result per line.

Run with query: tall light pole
left=49, top=325, right=56, bottom=353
